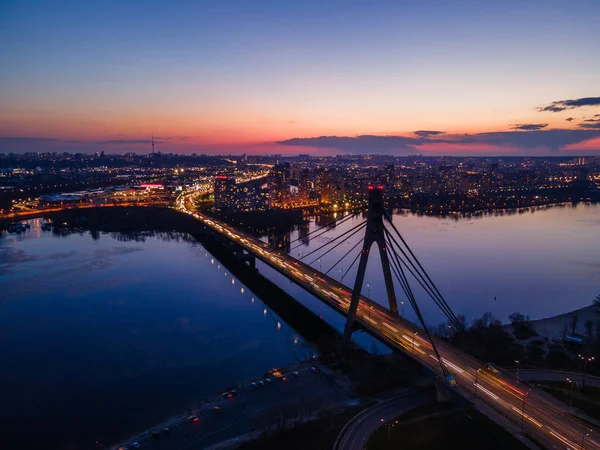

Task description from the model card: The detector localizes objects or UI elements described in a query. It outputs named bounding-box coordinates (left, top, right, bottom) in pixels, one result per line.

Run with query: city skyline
left=1, top=0, right=600, bottom=155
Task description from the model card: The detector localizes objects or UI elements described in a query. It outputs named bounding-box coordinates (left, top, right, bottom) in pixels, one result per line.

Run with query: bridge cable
left=288, top=208, right=364, bottom=245
left=383, top=211, right=462, bottom=330
left=385, top=229, right=489, bottom=367
left=384, top=227, right=450, bottom=316
left=289, top=210, right=362, bottom=250
left=297, top=220, right=367, bottom=263
left=384, top=228, right=462, bottom=331
left=383, top=216, right=464, bottom=333
left=339, top=248, right=362, bottom=283
left=386, top=238, right=452, bottom=378
left=309, top=235, right=365, bottom=290
left=306, top=222, right=366, bottom=267
left=383, top=224, right=459, bottom=326
left=386, top=242, right=412, bottom=300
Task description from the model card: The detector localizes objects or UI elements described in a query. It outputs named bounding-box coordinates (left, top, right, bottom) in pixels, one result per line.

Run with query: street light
left=578, top=354, right=595, bottom=391
left=515, top=360, right=520, bottom=385
left=448, top=324, right=453, bottom=347
left=317, top=258, right=321, bottom=272
left=400, top=300, right=404, bottom=317
left=520, top=388, right=531, bottom=432
left=366, top=282, right=371, bottom=298
left=566, top=377, right=574, bottom=408
left=413, top=331, right=418, bottom=354
left=582, top=429, right=592, bottom=450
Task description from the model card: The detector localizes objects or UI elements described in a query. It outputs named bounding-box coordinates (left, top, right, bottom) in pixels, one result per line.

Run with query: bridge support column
left=343, top=187, right=398, bottom=347
left=233, top=248, right=256, bottom=270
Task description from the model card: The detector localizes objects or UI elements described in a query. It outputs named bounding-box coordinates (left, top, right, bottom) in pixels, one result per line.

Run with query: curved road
left=334, top=388, right=436, bottom=450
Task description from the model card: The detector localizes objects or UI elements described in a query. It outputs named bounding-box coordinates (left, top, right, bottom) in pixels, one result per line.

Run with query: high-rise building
left=268, top=163, right=291, bottom=208
left=298, top=168, right=312, bottom=201
left=319, top=169, right=342, bottom=204
left=214, top=176, right=236, bottom=209
left=385, top=164, right=395, bottom=188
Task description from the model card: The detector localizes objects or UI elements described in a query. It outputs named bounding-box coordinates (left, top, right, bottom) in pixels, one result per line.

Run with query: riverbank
left=109, top=359, right=349, bottom=450
left=110, top=348, right=425, bottom=450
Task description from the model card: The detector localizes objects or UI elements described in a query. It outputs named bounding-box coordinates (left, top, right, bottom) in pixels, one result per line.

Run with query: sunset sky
left=1, top=0, right=599, bottom=155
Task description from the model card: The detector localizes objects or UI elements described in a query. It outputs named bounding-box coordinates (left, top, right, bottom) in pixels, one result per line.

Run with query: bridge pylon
left=343, top=186, right=398, bottom=346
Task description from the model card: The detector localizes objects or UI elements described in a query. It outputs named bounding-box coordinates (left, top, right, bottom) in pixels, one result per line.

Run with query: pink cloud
left=562, top=136, right=600, bottom=152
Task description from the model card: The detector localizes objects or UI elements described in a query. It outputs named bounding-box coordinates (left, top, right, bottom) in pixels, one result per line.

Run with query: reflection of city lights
left=217, top=264, right=220, bottom=269
left=231, top=278, right=235, bottom=285
left=241, top=287, right=244, bottom=294
left=263, top=308, right=267, bottom=315
left=251, top=297, right=255, bottom=303
left=211, top=258, right=214, bottom=264
left=293, top=336, right=299, bottom=345
left=224, top=272, right=227, bottom=276
left=277, top=322, right=281, bottom=330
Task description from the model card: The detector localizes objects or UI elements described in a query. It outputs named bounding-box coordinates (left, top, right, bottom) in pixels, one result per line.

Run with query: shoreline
left=2, top=198, right=598, bottom=230
left=109, top=359, right=324, bottom=450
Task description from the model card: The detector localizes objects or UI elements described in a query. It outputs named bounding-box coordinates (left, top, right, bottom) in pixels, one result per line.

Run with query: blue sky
left=1, top=0, right=599, bottom=154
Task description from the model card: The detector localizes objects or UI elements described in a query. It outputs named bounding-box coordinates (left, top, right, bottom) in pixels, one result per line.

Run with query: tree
left=509, top=312, right=526, bottom=324
left=585, top=319, right=594, bottom=341
left=456, top=314, right=468, bottom=330
left=472, top=312, right=497, bottom=329
left=571, top=314, right=579, bottom=335
left=594, top=294, right=600, bottom=340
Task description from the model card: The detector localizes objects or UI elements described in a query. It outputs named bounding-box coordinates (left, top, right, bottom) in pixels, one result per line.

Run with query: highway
left=176, top=189, right=600, bottom=450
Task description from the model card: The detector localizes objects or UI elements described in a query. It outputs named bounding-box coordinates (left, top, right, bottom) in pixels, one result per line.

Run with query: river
left=0, top=203, right=598, bottom=449
left=0, top=222, right=310, bottom=449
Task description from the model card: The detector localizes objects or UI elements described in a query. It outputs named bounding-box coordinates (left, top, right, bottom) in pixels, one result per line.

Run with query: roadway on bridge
left=176, top=190, right=600, bottom=450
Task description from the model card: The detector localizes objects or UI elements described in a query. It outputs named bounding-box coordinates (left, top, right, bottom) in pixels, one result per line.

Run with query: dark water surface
left=0, top=223, right=309, bottom=449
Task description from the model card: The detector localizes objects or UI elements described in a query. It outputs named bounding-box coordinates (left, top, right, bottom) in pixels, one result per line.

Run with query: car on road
left=223, top=392, right=233, bottom=399
left=230, top=389, right=237, bottom=396
left=292, top=371, right=299, bottom=377
left=265, top=378, right=271, bottom=383
left=189, top=415, right=199, bottom=423
left=250, top=382, right=258, bottom=388
left=258, top=380, right=264, bottom=386
left=213, top=406, right=221, bottom=413
left=485, top=363, right=500, bottom=374
left=281, top=376, right=287, bottom=381
left=310, top=366, right=317, bottom=372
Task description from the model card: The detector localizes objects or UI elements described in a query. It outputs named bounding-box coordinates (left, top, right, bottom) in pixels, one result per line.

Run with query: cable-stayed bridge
left=176, top=187, right=598, bottom=450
